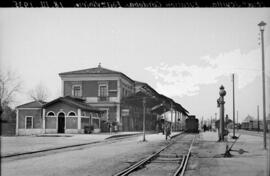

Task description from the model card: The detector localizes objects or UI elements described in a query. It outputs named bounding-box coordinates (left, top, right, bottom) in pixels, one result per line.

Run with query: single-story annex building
left=16, top=96, right=103, bottom=135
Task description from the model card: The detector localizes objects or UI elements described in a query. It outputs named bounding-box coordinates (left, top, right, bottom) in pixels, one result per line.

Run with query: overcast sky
left=0, top=8, right=269, bottom=122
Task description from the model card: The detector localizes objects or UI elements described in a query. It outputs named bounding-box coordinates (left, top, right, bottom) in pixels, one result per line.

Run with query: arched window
left=47, top=111, right=55, bottom=117
left=68, top=111, right=76, bottom=116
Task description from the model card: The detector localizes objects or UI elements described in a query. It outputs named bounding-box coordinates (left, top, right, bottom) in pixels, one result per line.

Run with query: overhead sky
left=0, top=8, right=269, bottom=122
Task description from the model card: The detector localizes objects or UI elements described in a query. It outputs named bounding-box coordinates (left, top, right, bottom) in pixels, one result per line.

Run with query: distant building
left=241, top=114, right=255, bottom=130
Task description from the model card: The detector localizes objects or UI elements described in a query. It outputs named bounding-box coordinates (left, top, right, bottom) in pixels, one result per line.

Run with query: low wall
left=45, top=129, right=57, bottom=134
left=65, top=129, right=79, bottom=134
left=18, top=129, right=43, bottom=135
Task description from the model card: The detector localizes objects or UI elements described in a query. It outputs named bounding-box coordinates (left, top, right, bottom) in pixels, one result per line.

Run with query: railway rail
left=113, top=133, right=196, bottom=176
left=1, top=134, right=142, bottom=160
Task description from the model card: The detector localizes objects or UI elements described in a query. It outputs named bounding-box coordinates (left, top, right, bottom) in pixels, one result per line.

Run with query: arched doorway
left=58, top=112, right=65, bottom=133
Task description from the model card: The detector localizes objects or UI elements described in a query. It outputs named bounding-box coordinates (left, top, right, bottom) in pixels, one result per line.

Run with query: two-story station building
left=15, top=64, right=189, bottom=135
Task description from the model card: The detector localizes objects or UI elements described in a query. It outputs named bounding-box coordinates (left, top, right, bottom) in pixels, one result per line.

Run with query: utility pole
left=170, top=101, right=173, bottom=132
left=237, top=110, right=239, bottom=131
left=210, top=116, right=212, bottom=131
left=174, top=110, right=177, bottom=131
left=232, top=74, right=237, bottom=139
left=257, top=105, right=260, bottom=132
left=201, top=116, right=204, bottom=129
left=142, top=97, right=146, bottom=142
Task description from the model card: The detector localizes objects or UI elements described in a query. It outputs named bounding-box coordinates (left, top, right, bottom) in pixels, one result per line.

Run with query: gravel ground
left=0, top=132, right=141, bottom=156
left=1, top=133, right=177, bottom=176
left=185, top=131, right=268, bottom=176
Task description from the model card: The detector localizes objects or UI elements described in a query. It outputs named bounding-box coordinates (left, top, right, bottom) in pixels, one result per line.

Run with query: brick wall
left=81, top=117, right=91, bottom=129
left=82, top=81, right=98, bottom=97
left=18, top=109, right=42, bottom=129
left=108, top=106, right=117, bottom=122
left=45, top=103, right=77, bottom=116
left=45, top=117, right=56, bottom=129
left=64, top=80, right=118, bottom=98
left=66, top=117, right=77, bottom=129
left=64, top=81, right=80, bottom=96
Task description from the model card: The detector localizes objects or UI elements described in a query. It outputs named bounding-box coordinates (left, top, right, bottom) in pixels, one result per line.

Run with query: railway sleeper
left=158, top=154, right=181, bottom=158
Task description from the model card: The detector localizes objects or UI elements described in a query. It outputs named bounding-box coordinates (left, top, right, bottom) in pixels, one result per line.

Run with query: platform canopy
left=121, top=91, right=162, bottom=108
left=122, top=91, right=189, bottom=116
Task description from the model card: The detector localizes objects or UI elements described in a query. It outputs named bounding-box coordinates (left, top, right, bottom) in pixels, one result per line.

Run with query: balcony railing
left=98, top=96, right=109, bottom=102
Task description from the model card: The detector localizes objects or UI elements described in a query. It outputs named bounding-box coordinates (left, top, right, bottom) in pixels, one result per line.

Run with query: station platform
left=0, top=131, right=142, bottom=157
left=185, top=131, right=268, bottom=176
left=0, top=131, right=182, bottom=158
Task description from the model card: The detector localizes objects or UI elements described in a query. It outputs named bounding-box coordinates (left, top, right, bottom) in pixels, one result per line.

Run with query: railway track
left=113, top=133, right=196, bottom=176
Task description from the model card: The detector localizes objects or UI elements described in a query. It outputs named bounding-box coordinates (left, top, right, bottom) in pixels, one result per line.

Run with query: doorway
left=58, top=112, right=65, bottom=133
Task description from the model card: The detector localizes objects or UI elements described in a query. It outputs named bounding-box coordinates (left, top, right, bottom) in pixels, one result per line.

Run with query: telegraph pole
left=170, top=101, right=173, bottom=132
left=142, top=97, right=146, bottom=142
left=175, top=110, right=177, bottom=131
left=237, top=110, right=239, bottom=131
left=201, top=116, right=204, bottom=129
left=210, top=116, right=212, bottom=131
left=232, top=74, right=236, bottom=138
left=257, top=105, right=260, bottom=132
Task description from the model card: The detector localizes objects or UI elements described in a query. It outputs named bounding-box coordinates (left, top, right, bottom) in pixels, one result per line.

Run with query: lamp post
left=258, top=21, right=269, bottom=176
left=217, top=85, right=226, bottom=141
left=258, top=21, right=267, bottom=150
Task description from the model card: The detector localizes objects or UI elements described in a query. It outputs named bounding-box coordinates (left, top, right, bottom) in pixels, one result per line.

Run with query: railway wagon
left=241, top=120, right=264, bottom=131
left=185, top=115, right=199, bottom=133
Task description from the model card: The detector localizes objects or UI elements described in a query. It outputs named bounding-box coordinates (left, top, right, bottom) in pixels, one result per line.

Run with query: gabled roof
left=59, top=66, right=119, bottom=75
left=43, top=96, right=102, bottom=113
left=135, top=81, right=160, bottom=96
left=121, top=91, right=162, bottom=108
left=17, top=101, right=46, bottom=109
left=122, top=91, right=189, bottom=115
left=151, top=104, right=169, bottom=114
left=59, top=64, right=134, bottom=83
left=243, top=115, right=255, bottom=122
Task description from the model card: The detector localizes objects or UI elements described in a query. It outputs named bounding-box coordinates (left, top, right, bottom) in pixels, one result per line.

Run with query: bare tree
left=29, top=83, right=49, bottom=102
left=0, top=71, right=22, bottom=107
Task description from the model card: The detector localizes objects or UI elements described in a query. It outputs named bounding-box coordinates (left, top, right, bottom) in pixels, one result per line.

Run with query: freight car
left=185, top=115, right=199, bottom=133
left=241, top=120, right=264, bottom=131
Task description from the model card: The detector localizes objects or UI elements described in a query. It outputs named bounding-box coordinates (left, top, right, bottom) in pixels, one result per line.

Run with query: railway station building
left=16, top=96, right=103, bottom=135
left=15, top=64, right=189, bottom=135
